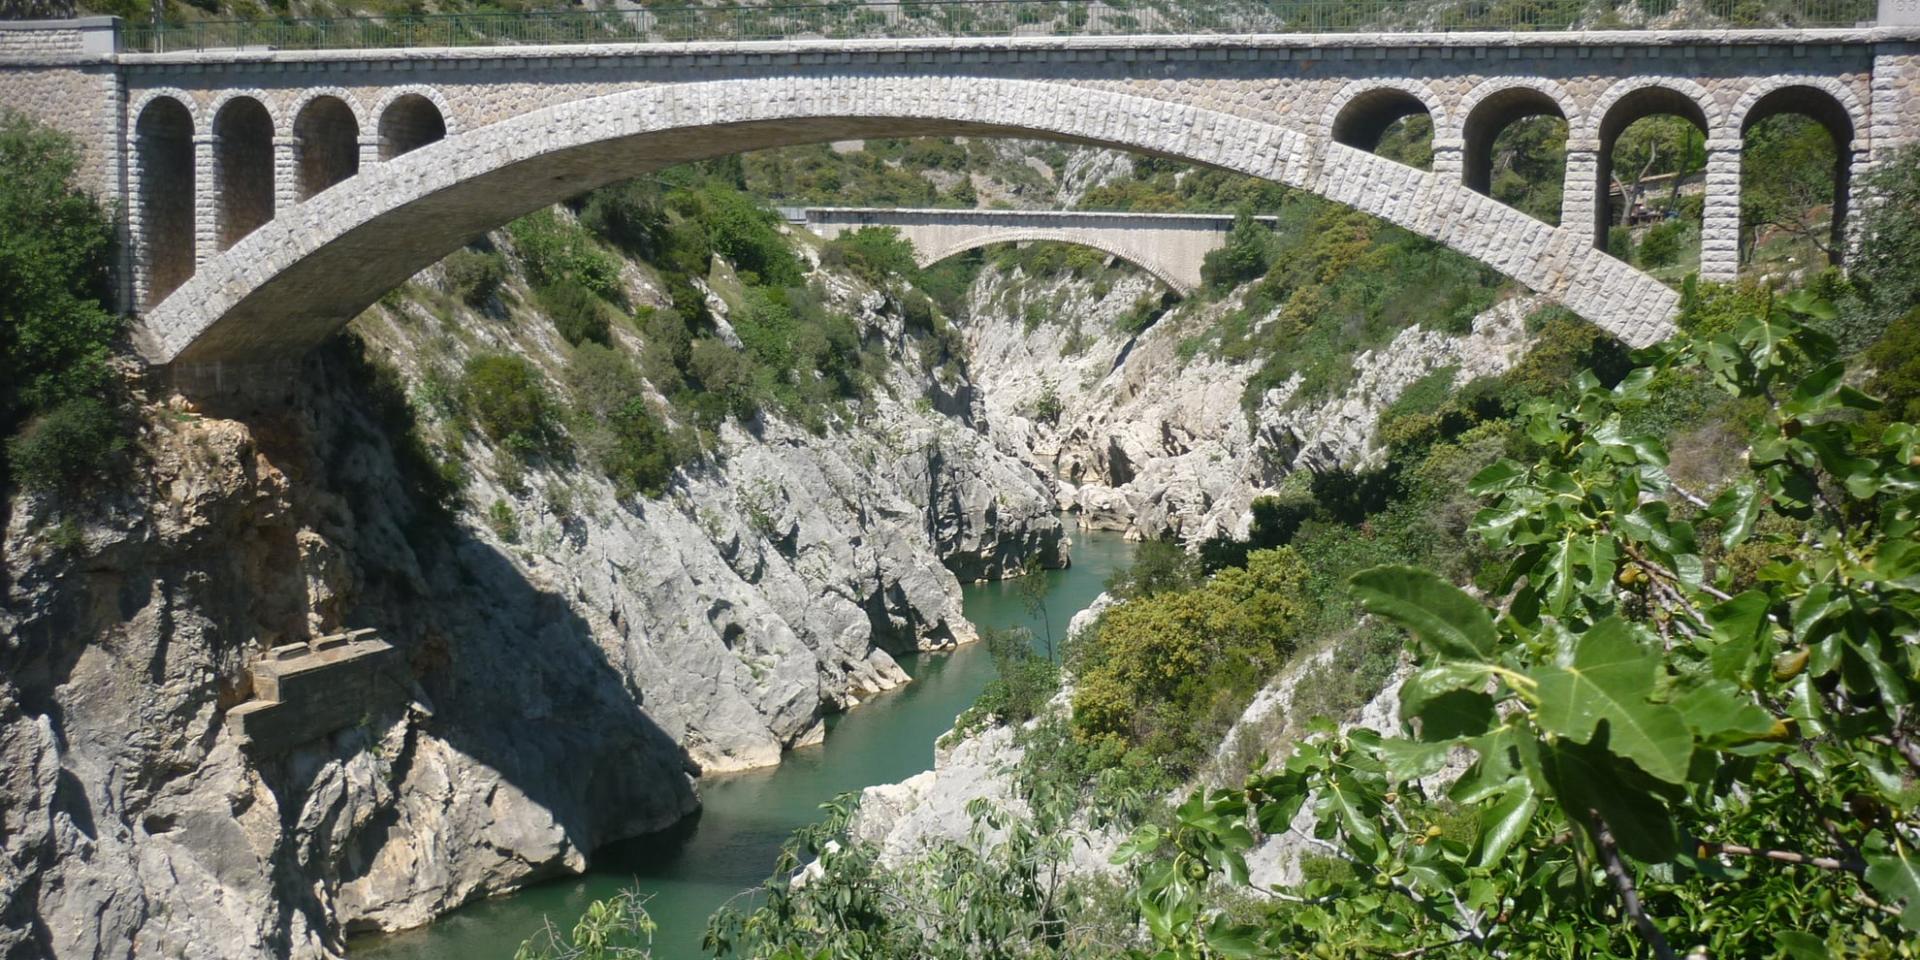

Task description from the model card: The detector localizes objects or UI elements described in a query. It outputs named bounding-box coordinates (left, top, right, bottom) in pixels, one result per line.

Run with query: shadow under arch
left=916, top=230, right=1191, bottom=294
left=144, top=76, right=1679, bottom=367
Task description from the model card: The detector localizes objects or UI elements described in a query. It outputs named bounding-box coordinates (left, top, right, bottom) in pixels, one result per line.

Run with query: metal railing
left=121, top=0, right=1882, bottom=53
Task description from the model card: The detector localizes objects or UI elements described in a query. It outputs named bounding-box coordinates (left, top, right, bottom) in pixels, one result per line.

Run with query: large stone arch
left=142, top=76, right=1679, bottom=366
left=914, top=230, right=1193, bottom=294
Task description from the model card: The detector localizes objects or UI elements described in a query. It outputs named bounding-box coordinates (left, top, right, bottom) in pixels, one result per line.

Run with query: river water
left=352, top=526, right=1134, bottom=960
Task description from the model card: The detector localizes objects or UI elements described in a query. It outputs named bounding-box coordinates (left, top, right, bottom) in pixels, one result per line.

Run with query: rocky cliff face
left=959, top=258, right=1542, bottom=542
left=0, top=221, right=1064, bottom=958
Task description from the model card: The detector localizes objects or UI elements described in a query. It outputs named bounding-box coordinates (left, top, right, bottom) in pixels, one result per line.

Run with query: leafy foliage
left=6, top=398, right=124, bottom=492
left=1118, top=292, right=1920, bottom=959
left=0, top=110, right=124, bottom=493
left=508, top=209, right=622, bottom=300
left=1071, top=547, right=1311, bottom=774
left=515, top=888, right=656, bottom=960
left=443, top=247, right=506, bottom=308
left=460, top=353, right=566, bottom=458
left=1199, top=212, right=1273, bottom=292
left=821, top=226, right=920, bottom=286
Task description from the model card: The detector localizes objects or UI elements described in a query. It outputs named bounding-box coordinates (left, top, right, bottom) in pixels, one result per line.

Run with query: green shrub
left=506, top=209, right=621, bottom=299
left=1606, top=224, right=1635, bottom=261
left=443, top=248, right=504, bottom=308
left=969, top=628, right=1059, bottom=727
left=6, top=397, right=123, bottom=492
left=1071, top=546, right=1311, bottom=772
left=1637, top=219, right=1685, bottom=267
left=667, top=183, right=803, bottom=286
left=1198, top=211, right=1272, bottom=292
left=535, top=280, right=612, bottom=347
left=1, top=111, right=122, bottom=489
left=577, top=180, right=668, bottom=257
left=600, top=397, right=681, bottom=498
left=1864, top=306, right=1920, bottom=426
left=566, top=342, right=687, bottom=497
left=460, top=353, right=564, bottom=457
left=822, top=226, right=919, bottom=285
left=636, top=306, right=692, bottom=393
left=486, top=499, right=519, bottom=544
left=687, top=338, right=761, bottom=422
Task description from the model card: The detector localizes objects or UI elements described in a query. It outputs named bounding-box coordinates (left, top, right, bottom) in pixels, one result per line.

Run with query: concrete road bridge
left=793, top=207, right=1282, bottom=293
left=2, top=2, right=1918, bottom=373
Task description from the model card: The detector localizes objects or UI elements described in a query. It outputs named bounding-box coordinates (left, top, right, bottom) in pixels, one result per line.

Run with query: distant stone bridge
left=794, top=207, right=1280, bottom=293
left=2, top=9, right=1919, bottom=373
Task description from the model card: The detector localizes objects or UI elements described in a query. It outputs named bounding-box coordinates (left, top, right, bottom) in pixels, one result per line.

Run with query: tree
left=1611, top=115, right=1703, bottom=224
left=1014, top=555, right=1056, bottom=661
left=1487, top=115, right=1567, bottom=225
left=0, top=110, right=123, bottom=493
left=1853, top=143, right=1920, bottom=324
left=1199, top=211, right=1273, bottom=292
left=1739, top=113, right=1838, bottom=261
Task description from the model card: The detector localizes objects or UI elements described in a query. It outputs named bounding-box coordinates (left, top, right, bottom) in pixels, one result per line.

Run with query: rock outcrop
left=960, top=256, right=1542, bottom=543
left=1, top=221, right=1065, bottom=957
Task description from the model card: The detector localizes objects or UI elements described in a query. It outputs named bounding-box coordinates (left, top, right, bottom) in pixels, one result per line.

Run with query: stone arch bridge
left=2, top=12, right=1918, bottom=372
left=794, top=207, right=1282, bottom=293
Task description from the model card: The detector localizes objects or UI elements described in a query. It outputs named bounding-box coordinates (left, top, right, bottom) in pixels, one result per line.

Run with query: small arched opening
left=1739, top=85, right=1854, bottom=269
left=1462, top=87, right=1568, bottom=225
left=378, top=93, right=446, bottom=161
left=294, top=95, right=360, bottom=201
left=1597, top=86, right=1710, bottom=270
left=213, top=96, right=275, bottom=250
left=135, top=96, right=196, bottom=309
left=1332, top=88, right=1434, bottom=170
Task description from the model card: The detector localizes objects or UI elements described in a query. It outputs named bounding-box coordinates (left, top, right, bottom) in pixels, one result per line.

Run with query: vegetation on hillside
left=386, top=159, right=932, bottom=510
left=620, top=146, right=1920, bottom=960
left=0, top=111, right=125, bottom=498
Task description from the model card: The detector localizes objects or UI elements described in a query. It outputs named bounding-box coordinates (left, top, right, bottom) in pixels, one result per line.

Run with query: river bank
left=351, top=526, right=1134, bottom=960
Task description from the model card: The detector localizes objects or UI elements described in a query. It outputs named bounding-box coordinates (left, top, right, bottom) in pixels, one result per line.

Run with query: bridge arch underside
left=915, top=231, right=1194, bottom=293
left=144, top=77, right=1679, bottom=367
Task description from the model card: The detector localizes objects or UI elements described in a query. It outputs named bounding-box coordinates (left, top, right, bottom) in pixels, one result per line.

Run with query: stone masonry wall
left=3, top=24, right=1917, bottom=356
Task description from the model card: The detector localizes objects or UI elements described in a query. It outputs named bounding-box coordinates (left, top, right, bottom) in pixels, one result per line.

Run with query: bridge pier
left=1701, top=140, right=1743, bottom=283
left=1561, top=142, right=1603, bottom=252
left=272, top=135, right=300, bottom=214
left=1430, top=138, right=1464, bottom=182
left=191, top=134, right=219, bottom=270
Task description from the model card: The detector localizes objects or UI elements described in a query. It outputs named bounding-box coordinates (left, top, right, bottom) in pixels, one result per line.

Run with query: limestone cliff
left=959, top=256, right=1542, bottom=542
left=0, top=220, right=1063, bottom=957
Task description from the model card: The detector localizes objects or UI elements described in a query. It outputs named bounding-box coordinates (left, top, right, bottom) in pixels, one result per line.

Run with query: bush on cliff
left=460, top=353, right=566, bottom=458
left=0, top=110, right=124, bottom=494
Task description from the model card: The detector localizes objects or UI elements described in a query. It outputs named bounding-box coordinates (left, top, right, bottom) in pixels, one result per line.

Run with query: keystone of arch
left=142, top=75, right=1678, bottom=366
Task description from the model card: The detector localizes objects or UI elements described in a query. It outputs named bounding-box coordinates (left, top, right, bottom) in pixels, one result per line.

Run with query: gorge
left=6, top=3, right=1920, bottom=957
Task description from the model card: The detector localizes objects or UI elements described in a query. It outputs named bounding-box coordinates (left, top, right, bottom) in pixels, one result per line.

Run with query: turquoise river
left=353, top=526, right=1135, bottom=959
